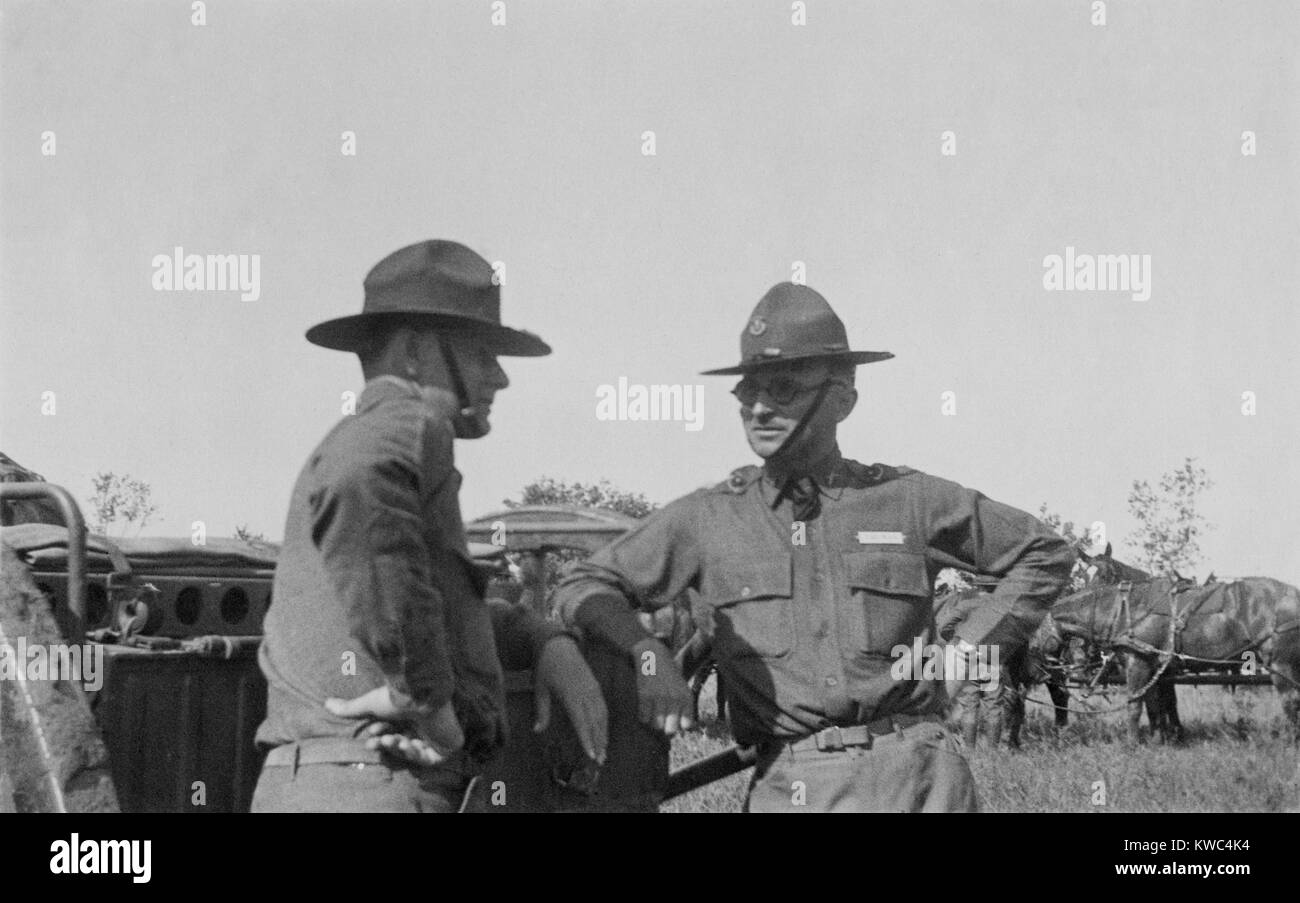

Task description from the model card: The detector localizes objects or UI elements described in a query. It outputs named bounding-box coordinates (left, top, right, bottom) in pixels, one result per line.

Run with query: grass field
left=663, top=676, right=1300, bottom=812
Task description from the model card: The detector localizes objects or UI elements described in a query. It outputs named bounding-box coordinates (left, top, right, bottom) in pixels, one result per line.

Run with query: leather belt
left=263, top=738, right=387, bottom=768
left=785, top=713, right=944, bottom=754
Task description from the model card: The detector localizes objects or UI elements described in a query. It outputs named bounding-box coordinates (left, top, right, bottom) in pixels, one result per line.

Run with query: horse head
left=1047, top=584, right=1127, bottom=647
left=1077, top=542, right=1152, bottom=586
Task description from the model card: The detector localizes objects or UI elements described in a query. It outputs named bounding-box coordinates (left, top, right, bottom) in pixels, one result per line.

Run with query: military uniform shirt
left=257, top=376, right=563, bottom=763
left=555, top=457, right=1074, bottom=746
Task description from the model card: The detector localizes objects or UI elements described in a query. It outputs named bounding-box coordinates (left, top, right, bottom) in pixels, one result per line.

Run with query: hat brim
left=700, top=349, right=893, bottom=376
left=306, top=312, right=551, bottom=357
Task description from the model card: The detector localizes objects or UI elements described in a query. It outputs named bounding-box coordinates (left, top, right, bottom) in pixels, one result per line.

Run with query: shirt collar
left=761, top=446, right=850, bottom=508
left=360, top=375, right=459, bottom=415
left=763, top=445, right=845, bottom=485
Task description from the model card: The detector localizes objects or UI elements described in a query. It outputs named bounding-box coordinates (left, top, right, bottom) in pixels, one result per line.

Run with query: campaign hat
left=701, top=282, right=892, bottom=375
left=306, top=239, right=550, bottom=356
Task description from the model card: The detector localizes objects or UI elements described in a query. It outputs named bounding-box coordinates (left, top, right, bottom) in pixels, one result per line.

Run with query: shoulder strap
left=720, top=465, right=761, bottom=494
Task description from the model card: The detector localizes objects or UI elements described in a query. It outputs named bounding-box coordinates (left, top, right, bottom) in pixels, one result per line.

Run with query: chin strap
left=434, top=333, right=482, bottom=438
left=768, top=379, right=834, bottom=516
left=771, top=379, right=833, bottom=464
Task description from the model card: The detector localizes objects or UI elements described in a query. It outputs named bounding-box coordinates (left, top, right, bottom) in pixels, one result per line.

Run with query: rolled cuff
left=570, top=591, right=653, bottom=655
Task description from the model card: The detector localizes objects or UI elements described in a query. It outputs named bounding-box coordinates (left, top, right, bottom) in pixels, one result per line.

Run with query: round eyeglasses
left=731, top=375, right=842, bottom=407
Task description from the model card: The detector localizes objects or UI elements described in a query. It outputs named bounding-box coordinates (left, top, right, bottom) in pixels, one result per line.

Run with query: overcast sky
left=3, top=0, right=1297, bottom=584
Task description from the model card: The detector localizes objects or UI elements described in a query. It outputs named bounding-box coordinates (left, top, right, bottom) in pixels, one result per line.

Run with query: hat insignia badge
left=748, top=316, right=767, bottom=336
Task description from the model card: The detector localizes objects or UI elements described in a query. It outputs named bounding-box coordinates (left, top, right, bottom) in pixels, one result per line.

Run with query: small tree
left=1125, top=457, right=1213, bottom=577
left=505, top=476, right=658, bottom=519
left=234, top=524, right=267, bottom=542
left=87, top=471, right=158, bottom=537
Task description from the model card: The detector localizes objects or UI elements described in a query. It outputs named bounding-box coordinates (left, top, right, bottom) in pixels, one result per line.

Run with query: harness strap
left=1168, top=589, right=1179, bottom=656
left=1100, top=581, right=1132, bottom=646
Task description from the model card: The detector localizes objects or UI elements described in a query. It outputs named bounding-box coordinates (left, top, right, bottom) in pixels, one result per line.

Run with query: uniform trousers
left=250, top=738, right=474, bottom=813
left=954, top=676, right=1011, bottom=747
left=745, top=720, right=979, bottom=812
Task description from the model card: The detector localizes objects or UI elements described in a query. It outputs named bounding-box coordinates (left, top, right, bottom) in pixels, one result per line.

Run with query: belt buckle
left=815, top=726, right=850, bottom=752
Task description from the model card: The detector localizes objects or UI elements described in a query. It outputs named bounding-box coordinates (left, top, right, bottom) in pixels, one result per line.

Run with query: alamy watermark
left=151, top=246, right=261, bottom=301
left=1043, top=246, right=1151, bottom=301
left=0, top=638, right=104, bottom=691
left=595, top=377, right=703, bottom=431
left=49, top=834, right=151, bottom=883
left=890, top=639, right=1000, bottom=682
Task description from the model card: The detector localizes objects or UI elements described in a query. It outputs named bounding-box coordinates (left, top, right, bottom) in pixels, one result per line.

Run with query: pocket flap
left=844, top=549, right=929, bottom=597
left=715, top=555, right=792, bottom=605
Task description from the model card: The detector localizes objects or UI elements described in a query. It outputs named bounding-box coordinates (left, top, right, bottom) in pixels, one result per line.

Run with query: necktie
left=785, top=476, right=822, bottom=521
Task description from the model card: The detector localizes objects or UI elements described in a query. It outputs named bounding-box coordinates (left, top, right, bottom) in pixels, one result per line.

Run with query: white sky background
left=2, top=0, right=1297, bottom=583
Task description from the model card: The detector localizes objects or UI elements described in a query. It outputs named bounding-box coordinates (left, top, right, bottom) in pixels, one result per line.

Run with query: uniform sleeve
left=553, top=493, right=704, bottom=654
left=920, top=478, right=1075, bottom=649
left=309, top=428, right=455, bottom=713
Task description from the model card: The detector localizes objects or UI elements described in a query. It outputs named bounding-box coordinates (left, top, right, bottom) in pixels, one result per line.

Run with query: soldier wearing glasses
left=554, top=282, right=1074, bottom=811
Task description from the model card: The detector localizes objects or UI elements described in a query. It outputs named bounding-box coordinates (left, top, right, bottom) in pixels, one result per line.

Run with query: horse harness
left=1078, top=578, right=1300, bottom=700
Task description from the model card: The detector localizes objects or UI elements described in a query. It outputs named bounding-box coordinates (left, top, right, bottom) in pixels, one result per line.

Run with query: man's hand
left=533, top=636, right=608, bottom=765
left=325, top=685, right=464, bottom=766
left=631, top=637, right=694, bottom=735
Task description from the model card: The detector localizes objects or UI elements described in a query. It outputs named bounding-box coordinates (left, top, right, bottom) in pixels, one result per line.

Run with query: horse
left=934, top=545, right=1192, bottom=745
left=1052, top=623, right=1185, bottom=739
left=1048, top=575, right=1300, bottom=742
left=1071, top=544, right=1200, bottom=733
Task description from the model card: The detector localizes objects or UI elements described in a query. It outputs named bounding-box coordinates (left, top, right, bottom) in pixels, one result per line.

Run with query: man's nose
left=749, top=398, right=774, bottom=418
left=490, top=360, right=509, bottom=391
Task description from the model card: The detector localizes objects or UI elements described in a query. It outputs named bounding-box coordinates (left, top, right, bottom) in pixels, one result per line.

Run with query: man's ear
left=399, top=326, right=428, bottom=378
left=831, top=383, right=858, bottom=423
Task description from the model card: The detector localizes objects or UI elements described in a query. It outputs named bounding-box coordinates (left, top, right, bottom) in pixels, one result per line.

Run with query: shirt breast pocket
left=710, top=556, right=794, bottom=659
left=844, top=549, right=932, bottom=655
